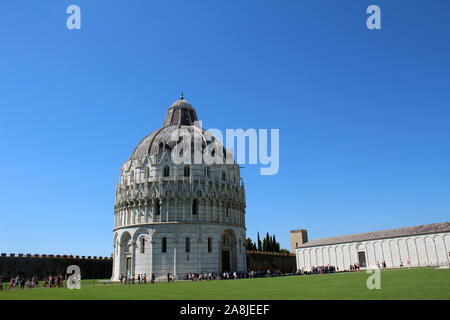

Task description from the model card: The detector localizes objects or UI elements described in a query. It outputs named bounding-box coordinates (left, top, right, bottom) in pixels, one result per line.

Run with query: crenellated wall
left=0, top=253, right=112, bottom=280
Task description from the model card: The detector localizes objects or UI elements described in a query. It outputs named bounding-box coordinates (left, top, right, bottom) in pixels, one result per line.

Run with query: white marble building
left=111, top=95, right=247, bottom=281
left=295, top=222, right=450, bottom=271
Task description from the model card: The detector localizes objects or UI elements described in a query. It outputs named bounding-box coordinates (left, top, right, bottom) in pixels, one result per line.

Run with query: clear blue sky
left=0, top=1, right=449, bottom=257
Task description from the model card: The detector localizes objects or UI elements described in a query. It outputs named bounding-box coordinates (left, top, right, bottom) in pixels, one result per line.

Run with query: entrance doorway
left=126, top=257, right=131, bottom=275
left=221, top=249, right=230, bottom=272
left=358, top=251, right=367, bottom=268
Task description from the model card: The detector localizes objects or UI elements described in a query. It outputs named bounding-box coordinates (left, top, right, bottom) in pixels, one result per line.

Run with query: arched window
left=192, top=199, right=198, bottom=215
left=185, top=237, right=190, bottom=253
left=145, top=167, right=149, bottom=179
left=130, top=170, right=135, bottom=183
left=163, top=166, right=170, bottom=177
left=155, top=199, right=160, bottom=215
left=222, top=171, right=226, bottom=181
left=226, top=207, right=229, bottom=217
left=162, top=237, right=167, bottom=253
left=184, top=165, right=190, bottom=177
left=208, top=237, right=212, bottom=253
left=159, top=142, right=164, bottom=153
left=205, top=167, right=209, bottom=178
left=140, top=237, right=145, bottom=254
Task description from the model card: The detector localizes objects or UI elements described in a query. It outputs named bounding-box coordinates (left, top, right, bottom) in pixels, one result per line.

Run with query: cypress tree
left=257, top=232, right=262, bottom=251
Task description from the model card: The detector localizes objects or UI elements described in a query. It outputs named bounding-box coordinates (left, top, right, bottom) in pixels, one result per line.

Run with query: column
left=423, top=238, right=430, bottom=265
left=173, top=241, right=177, bottom=278
left=405, top=239, right=411, bottom=265
left=414, top=238, right=419, bottom=266
left=150, top=240, right=154, bottom=278
left=131, top=241, right=136, bottom=276
left=389, top=241, right=393, bottom=267
left=432, top=237, right=439, bottom=266
left=182, top=198, right=185, bottom=221
left=442, top=235, right=449, bottom=266
left=166, top=199, right=169, bottom=222
left=198, top=238, right=202, bottom=274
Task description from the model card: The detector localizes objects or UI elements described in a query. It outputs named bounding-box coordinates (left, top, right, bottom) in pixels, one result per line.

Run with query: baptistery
left=111, top=95, right=247, bottom=280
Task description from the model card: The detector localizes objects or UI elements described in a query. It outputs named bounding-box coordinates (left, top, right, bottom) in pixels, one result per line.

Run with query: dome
left=170, top=98, right=193, bottom=109
left=129, top=96, right=226, bottom=162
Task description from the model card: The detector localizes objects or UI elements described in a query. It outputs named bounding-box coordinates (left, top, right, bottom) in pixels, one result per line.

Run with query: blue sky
left=0, top=0, right=449, bottom=257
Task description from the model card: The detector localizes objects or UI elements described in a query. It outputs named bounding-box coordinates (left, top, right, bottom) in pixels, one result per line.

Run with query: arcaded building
left=111, top=95, right=247, bottom=280
left=294, top=222, right=450, bottom=271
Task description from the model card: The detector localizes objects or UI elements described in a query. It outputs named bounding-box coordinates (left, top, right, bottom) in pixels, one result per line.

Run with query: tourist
left=151, top=273, right=155, bottom=284
left=400, top=260, right=404, bottom=268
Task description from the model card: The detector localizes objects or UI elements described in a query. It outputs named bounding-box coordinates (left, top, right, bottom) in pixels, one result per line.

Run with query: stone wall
left=246, top=250, right=296, bottom=273
left=0, top=253, right=112, bottom=280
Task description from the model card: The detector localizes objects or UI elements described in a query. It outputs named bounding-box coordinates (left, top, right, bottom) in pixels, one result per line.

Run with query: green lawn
left=0, top=268, right=449, bottom=300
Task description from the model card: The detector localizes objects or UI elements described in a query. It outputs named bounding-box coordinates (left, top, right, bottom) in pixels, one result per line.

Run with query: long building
left=292, top=222, right=450, bottom=271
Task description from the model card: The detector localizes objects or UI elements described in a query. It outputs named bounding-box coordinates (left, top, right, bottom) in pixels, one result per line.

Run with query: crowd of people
left=119, top=273, right=153, bottom=284
left=294, top=263, right=369, bottom=275
left=118, top=270, right=285, bottom=283
left=296, top=265, right=337, bottom=275
left=1, top=265, right=352, bottom=291
left=185, top=271, right=243, bottom=281
left=0, top=274, right=67, bottom=291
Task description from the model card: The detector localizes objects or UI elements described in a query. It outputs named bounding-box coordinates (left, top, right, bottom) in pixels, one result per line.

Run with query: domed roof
left=129, top=95, right=224, bottom=161
left=170, top=98, right=193, bottom=109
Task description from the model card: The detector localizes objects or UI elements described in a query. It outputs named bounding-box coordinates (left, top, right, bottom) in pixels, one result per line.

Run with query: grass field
left=0, top=268, right=449, bottom=300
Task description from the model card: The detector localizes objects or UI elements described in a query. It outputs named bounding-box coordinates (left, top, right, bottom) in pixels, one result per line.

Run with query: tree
left=244, top=237, right=254, bottom=251
left=265, top=233, right=270, bottom=252
left=257, top=232, right=262, bottom=251
left=251, top=232, right=282, bottom=252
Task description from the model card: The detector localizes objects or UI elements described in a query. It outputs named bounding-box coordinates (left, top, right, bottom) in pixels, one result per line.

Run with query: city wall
left=246, top=250, right=296, bottom=273
left=1, top=250, right=296, bottom=279
left=0, top=253, right=112, bottom=279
